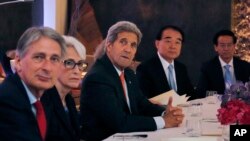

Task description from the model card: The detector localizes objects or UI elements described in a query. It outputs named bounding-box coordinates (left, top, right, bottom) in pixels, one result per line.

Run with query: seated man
left=80, top=21, right=184, bottom=141
left=136, top=25, right=195, bottom=99
left=196, top=30, right=250, bottom=98
left=0, top=27, right=66, bottom=140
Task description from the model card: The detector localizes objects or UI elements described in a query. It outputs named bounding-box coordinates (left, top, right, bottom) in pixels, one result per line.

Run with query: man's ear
left=14, top=54, right=21, bottom=72
left=155, top=40, right=159, bottom=50
left=214, top=45, right=218, bottom=53
left=106, top=42, right=112, bottom=52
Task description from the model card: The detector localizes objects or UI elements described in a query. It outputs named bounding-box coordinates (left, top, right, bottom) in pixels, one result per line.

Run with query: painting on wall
left=69, top=0, right=232, bottom=85
left=232, top=0, right=250, bottom=62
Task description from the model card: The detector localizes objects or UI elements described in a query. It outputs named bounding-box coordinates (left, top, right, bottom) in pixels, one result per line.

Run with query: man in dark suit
left=80, top=21, right=184, bottom=141
left=0, top=27, right=66, bottom=141
left=137, top=25, right=194, bottom=100
left=196, top=30, right=250, bottom=98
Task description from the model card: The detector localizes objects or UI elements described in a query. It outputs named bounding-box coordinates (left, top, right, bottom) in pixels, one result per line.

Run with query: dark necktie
left=168, top=64, right=177, bottom=91
left=34, top=100, right=47, bottom=141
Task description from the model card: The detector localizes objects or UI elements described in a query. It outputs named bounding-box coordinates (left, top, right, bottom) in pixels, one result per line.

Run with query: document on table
left=149, top=90, right=190, bottom=106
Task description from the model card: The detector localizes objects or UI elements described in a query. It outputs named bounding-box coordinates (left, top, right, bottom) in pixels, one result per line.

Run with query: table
left=104, top=98, right=223, bottom=141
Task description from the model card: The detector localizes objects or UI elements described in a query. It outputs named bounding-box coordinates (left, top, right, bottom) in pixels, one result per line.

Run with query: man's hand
left=163, top=97, right=184, bottom=128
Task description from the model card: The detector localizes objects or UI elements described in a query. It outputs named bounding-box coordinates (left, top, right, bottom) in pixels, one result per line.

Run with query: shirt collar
left=157, top=52, right=175, bottom=69
left=21, top=80, right=38, bottom=105
left=114, top=65, right=123, bottom=76
left=218, top=56, right=233, bottom=67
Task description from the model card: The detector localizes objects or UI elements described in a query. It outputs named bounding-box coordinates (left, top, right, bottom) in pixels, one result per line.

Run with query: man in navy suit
left=196, top=30, right=250, bottom=98
left=137, top=25, right=195, bottom=100
left=0, top=27, right=66, bottom=141
left=80, top=21, right=184, bottom=141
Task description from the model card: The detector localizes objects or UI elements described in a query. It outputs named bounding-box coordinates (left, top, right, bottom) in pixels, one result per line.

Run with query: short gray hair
left=62, top=35, right=86, bottom=60
left=16, top=26, right=66, bottom=58
left=106, top=21, right=142, bottom=46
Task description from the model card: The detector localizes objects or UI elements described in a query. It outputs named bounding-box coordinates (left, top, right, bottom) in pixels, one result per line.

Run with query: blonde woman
left=41, top=35, right=87, bottom=141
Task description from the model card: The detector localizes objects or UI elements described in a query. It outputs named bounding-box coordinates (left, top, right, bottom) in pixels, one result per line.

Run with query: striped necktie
left=224, top=64, right=233, bottom=89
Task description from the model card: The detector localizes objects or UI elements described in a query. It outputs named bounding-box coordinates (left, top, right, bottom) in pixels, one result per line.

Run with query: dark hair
left=155, top=25, right=185, bottom=42
left=213, top=30, right=237, bottom=45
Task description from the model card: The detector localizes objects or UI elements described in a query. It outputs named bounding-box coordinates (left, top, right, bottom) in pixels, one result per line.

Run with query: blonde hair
left=62, top=35, right=86, bottom=60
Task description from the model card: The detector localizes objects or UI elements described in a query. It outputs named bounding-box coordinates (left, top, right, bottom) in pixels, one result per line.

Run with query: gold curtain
left=232, top=0, right=250, bottom=62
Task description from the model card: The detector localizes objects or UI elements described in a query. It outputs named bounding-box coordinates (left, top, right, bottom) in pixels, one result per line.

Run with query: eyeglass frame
left=63, top=59, right=88, bottom=71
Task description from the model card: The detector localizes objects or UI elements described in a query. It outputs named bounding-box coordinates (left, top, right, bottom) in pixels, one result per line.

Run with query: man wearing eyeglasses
left=196, top=30, right=250, bottom=98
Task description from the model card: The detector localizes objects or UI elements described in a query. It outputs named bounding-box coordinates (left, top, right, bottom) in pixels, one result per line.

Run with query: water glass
left=206, top=91, right=218, bottom=104
left=186, top=119, right=202, bottom=137
left=188, top=102, right=202, bottom=117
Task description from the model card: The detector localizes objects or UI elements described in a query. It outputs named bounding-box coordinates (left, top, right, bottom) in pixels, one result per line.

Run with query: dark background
left=0, top=0, right=232, bottom=86
left=89, top=0, right=232, bottom=86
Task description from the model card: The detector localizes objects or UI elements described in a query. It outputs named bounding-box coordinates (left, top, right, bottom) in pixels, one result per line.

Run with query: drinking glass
left=186, top=119, right=202, bottom=137
left=206, top=91, right=218, bottom=104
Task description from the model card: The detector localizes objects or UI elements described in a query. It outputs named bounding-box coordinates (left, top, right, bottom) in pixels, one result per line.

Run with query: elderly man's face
left=214, top=35, right=235, bottom=63
left=15, top=37, right=62, bottom=95
left=155, top=29, right=182, bottom=63
left=106, top=32, right=138, bottom=70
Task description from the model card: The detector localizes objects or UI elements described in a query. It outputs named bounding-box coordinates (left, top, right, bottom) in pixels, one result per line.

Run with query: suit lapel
left=100, top=55, right=130, bottom=113
left=233, top=57, right=241, bottom=81
left=214, top=57, right=225, bottom=90
left=155, top=57, right=171, bottom=90
left=9, top=74, right=41, bottom=138
left=51, top=89, right=75, bottom=138
left=124, top=70, right=136, bottom=114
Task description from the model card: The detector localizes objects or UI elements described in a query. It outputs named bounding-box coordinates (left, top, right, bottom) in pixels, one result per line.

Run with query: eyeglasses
left=63, top=59, right=88, bottom=71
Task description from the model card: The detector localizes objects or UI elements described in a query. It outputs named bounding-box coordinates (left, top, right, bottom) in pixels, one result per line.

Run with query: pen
left=113, top=134, right=148, bottom=138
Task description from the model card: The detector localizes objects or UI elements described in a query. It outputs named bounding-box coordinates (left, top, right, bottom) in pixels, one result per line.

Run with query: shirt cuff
left=153, top=116, right=165, bottom=129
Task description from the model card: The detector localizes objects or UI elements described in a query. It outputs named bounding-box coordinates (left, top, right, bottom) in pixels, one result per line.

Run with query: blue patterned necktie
left=224, top=65, right=233, bottom=89
left=168, top=64, right=177, bottom=91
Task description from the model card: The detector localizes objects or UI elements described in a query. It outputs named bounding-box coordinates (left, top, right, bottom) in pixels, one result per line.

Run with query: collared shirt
left=114, top=66, right=131, bottom=112
left=114, top=65, right=165, bottom=129
left=218, top=56, right=236, bottom=83
left=157, top=52, right=178, bottom=91
left=21, top=80, right=38, bottom=116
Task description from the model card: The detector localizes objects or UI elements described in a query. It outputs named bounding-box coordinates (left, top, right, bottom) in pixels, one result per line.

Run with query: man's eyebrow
left=162, top=36, right=182, bottom=42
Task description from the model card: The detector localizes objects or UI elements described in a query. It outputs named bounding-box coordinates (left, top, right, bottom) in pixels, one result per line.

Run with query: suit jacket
left=196, top=56, right=250, bottom=98
left=0, top=74, right=46, bottom=141
left=136, top=56, right=195, bottom=99
left=41, top=87, right=80, bottom=141
left=80, top=54, right=165, bottom=141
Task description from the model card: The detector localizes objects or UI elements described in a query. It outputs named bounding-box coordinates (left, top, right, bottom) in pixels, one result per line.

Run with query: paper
left=149, top=90, right=190, bottom=106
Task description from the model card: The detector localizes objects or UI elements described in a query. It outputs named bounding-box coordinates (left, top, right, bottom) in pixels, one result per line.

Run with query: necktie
left=168, top=64, right=177, bottom=91
left=224, top=65, right=233, bottom=89
left=120, top=72, right=127, bottom=100
left=34, top=100, right=47, bottom=141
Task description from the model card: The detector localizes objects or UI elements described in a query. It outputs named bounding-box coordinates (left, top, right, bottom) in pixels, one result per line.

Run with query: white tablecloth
left=104, top=98, right=223, bottom=141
